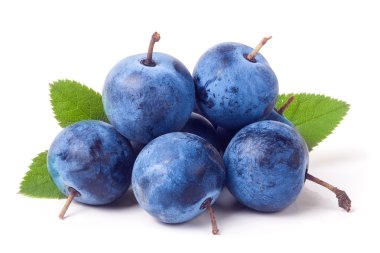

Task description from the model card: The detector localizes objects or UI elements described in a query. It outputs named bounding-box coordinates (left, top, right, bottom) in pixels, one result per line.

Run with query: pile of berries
left=47, top=32, right=350, bottom=234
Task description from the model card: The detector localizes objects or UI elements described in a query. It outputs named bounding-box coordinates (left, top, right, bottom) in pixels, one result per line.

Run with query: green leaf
left=19, top=151, right=65, bottom=199
left=50, top=79, right=108, bottom=127
left=276, top=93, right=349, bottom=150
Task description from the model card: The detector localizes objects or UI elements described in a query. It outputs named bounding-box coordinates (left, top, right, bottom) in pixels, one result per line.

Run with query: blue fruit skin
left=132, top=132, right=225, bottom=224
left=47, top=120, right=135, bottom=205
left=103, top=52, right=195, bottom=144
left=193, top=103, right=203, bottom=115
left=264, top=110, right=293, bottom=127
left=224, top=121, right=309, bottom=212
left=216, top=110, right=292, bottom=154
left=193, top=42, right=279, bottom=129
left=216, top=126, right=239, bottom=154
left=130, top=141, right=146, bottom=155
left=181, top=112, right=221, bottom=151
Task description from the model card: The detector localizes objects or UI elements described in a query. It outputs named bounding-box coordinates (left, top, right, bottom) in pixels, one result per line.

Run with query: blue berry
left=47, top=120, right=135, bottom=206
left=224, top=121, right=308, bottom=212
left=193, top=41, right=278, bottom=129
left=132, top=132, right=225, bottom=225
left=102, top=33, right=195, bottom=143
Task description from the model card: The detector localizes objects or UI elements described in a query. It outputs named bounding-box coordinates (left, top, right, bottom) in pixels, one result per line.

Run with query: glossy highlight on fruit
left=47, top=120, right=135, bottom=205
left=132, top=132, right=225, bottom=223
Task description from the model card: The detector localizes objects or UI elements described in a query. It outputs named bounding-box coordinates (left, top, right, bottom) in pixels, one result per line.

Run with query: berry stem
left=306, top=173, right=351, bottom=212
left=142, top=32, right=161, bottom=67
left=246, top=36, right=272, bottom=62
left=59, top=188, right=79, bottom=219
left=277, top=95, right=295, bottom=115
left=202, top=198, right=219, bottom=235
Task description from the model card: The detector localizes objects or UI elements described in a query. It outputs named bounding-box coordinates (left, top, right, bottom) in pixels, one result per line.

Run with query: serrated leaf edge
left=19, top=151, right=65, bottom=199
left=277, top=93, right=350, bottom=150
left=49, top=79, right=107, bottom=128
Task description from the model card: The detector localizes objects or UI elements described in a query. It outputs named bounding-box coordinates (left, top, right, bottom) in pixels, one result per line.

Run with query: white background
left=0, top=0, right=378, bottom=252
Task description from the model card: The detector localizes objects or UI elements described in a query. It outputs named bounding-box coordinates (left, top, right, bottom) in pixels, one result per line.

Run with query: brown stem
left=306, top=173, right=351, bottom=212
left=246, top=36, right=272, bottom=62
left=277, top=95, right=295, bottom=115
left=59, top=188, right=80, bottom=219
left=142, top=32, right=161, bottom=67
left=201, top=198, right=219, bottom=235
